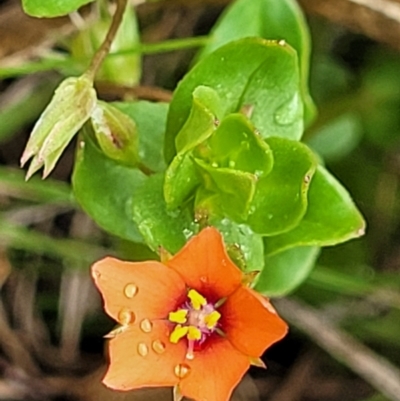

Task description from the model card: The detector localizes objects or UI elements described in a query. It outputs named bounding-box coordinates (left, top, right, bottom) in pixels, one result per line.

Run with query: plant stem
left=0, top=36, right=210, bottom=79
left=86, top=0, right=128, bottom=81
left=110, top=35, right=211, bottom=57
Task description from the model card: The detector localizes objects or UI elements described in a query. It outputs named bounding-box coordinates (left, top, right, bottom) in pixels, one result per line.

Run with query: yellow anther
left=170, top=325, right=189, bottom=343
left=204, top=310, right=221, bottom=329
left=187, top=326, right=202, bottom=341
left=169, top=309, right=188, bottom=324
left=188, top=289, right=207, bottom=310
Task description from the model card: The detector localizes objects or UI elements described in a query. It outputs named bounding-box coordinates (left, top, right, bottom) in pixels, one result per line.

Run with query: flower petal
left=166, top=227, right=243, bottom=300
left=179, top=336, right=250, bottom=401
left=103, top=322, right=186, bottom=390
left=220, top=286, right=288, bottom=357
left=92, top=257, right=186, bottom=323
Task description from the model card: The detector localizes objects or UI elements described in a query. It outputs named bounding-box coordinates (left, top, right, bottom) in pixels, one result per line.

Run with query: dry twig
left=275, top=298, right=400, bottom=401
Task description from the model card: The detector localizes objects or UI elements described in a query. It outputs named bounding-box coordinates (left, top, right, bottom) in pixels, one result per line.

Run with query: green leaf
left=164, top=151, right=200, bottom=209
left=207, top=114, right=273, bottom=175
left=265, top=166, right=366, bottom=255
left=247, top=137, right=317, bottom=235
left=210, top=217, right=264, bottom=273
left=22, top=0, right=94, bottom=17
left=255, top=246, right=320, bottom=296
left=113, top=101, right=168, bottom=173
left=132, top=174, right=198, bottom=253
left=307, top=113, right=363, bottom=162
left=175, top=86, right=220, bottom=154
left=165, top=38, right=302, bottom=162
left=196, top=0, right=316, bottom=125
left=194, top=159, right=257, bottom=221
left=72, top=134, right=144, bottom=242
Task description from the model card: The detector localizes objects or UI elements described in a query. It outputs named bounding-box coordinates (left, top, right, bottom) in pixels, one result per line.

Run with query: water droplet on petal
left=137, top=342, right=149, bottom=356
left=278, top=39, right=286, bottom=46
left=152, top=340, right=166, bottom=354
left=140, top=319, right=153, bottom=333
left=118, top=308, right=135, bottom=325
left=124, top=283, right=138, bottom=298
left=174, top=363, right=191, bottom=378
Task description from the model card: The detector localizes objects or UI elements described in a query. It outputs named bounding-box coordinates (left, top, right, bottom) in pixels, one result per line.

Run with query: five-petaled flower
left=92, top=227, right=288, bottom=401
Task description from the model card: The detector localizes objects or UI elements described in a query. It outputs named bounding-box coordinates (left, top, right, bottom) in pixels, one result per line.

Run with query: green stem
left=114, top=35, right=211, bottom=56
left=132, top=36, right=210, bottom=56
left=86, top=0, right=128, bottom=80
left=0, top=220, right=109, bottom=263
left=0, top=36, right=210, bottom=79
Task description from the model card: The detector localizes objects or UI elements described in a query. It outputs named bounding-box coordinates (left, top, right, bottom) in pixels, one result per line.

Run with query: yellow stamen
left=170, top=325, right=189, bottom=343
left=187, top=326, right=202, bottom=341
left=188, top=289, right=207, bottom=310
left=204, top=310, right=221, bottom=329
left=169, top=309, right=188, bottom=324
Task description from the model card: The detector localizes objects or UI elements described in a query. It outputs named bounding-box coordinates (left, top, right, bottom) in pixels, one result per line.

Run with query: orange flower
left=92, top=227, right=288, bottom=401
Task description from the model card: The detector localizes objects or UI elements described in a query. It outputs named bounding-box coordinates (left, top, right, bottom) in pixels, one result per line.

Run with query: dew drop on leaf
left=274, top=93, right=301, bottom=126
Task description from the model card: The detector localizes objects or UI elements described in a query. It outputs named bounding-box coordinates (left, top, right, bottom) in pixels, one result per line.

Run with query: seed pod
left=90, top=101, right=139, bottom=167
left=21, top=74, right=97, bottom=179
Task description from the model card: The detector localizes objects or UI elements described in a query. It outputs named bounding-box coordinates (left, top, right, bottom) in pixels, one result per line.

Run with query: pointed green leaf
left=207, top=114, right=273, bottom=175
left=239, top=48, right=303, bottom=142
left=132, top=174, right=198, bottom=253
left=175, top=86, right=221, bottom=154
left=72, top=133, right=144, bottom=242
left=164, top=151, right=200, bottom=209
left=247, top=137, right=317, bottom=235
left=307, top=113, right=363, bottom=162
left=255, top=246, right=320, bottom=296
left=165, top=38, right=302, bottom=162
left=196, top=0, right=316, bottom=125
left=194, top=159, right=257, bottom=221
left=265, top=166, right=366, bottom=255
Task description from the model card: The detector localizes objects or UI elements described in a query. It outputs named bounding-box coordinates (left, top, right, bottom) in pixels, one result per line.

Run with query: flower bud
left=90, top=101, right=139, bottom=167
left=20, top=74, right=97, bottom=179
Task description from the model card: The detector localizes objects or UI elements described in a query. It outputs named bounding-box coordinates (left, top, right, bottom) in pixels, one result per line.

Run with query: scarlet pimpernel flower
left=92, top=227, right=288, bottom=401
